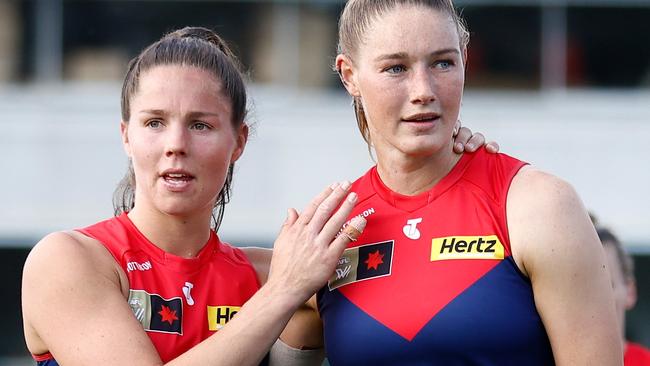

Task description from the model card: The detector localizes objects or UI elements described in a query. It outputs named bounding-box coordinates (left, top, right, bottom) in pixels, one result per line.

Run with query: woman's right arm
left=23, top=183, right=362, bottom=366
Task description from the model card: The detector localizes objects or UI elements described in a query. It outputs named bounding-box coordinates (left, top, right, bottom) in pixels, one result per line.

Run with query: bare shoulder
left=509, top=166, right=579, bottom=208
left=22, top=230, right=161, bottom=364
left=22, top=231, right=126, bottom=354
left=508, top=166, right=588, bottom=234
left=240, top=247, right=273, bottom=285
left=24, top=231, right=122, bottom=288
left=507, top=166, right=594, bottom=276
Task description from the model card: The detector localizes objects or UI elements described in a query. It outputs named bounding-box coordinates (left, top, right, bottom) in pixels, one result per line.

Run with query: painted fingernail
left=347, top=192, right=358, bottom=203
left=466, top=143, right=474, bottom=150
left=340, top=181, right=351, bottom=190
left=455, top=143, right=463, bottom=151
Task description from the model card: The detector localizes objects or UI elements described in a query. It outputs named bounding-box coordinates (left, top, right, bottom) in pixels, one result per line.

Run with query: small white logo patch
left=182, top=282, right=195, bottom=306
left=403, top=218, right=423, bottom=240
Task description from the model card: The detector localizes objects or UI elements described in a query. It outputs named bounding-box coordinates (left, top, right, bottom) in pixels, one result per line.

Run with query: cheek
left=126, top=132, right=163, bottom=185
left=198, top=136, right=237, bottom=168
left=360, top=78, right=404, bottom=122
left=440, top=73, right=464, bottom=104
left=438, top=74, right=464, bottom=123
left=129, top=135, right=158, bottom=165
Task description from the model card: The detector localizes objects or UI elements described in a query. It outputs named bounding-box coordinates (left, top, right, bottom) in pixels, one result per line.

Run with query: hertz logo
left=207, top=306, right=240, bottom=331
left=430, top=235, right=504, bottom=261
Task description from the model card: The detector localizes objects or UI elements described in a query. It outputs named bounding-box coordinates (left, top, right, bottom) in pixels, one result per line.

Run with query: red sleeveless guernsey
left=318, top=148, right=555, bottom=365
left=73, top=213, right=261, bottom=363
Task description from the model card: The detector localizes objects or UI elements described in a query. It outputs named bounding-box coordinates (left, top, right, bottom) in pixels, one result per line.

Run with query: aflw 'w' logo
left=335, top=265, right=352, bottom=280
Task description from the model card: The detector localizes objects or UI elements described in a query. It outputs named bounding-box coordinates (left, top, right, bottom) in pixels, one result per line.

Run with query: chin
left=400, top=140, right=447, bottom=157
left=155, top=199, right=199, bottom=217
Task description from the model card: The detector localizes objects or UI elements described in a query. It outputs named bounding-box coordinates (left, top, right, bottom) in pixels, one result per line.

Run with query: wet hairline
left=126, top=64, right=232, bottom=123
left=343, top=4, right=465, bottom=64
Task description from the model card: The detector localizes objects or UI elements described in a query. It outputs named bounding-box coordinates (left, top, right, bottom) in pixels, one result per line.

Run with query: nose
left=165, top=123, right=188, bottom=157
left=410, top=66, right=436, bottom=105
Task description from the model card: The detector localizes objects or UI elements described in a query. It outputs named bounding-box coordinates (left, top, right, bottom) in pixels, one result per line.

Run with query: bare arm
left=244, top=242, right=325, bottom=364
left=23, top=183, right=364, bottom=366
left=507, top=168, right=622, bottom=365
left=22, top=231, right=163, bottom=365
left=245, top=240, right=325, bottom=361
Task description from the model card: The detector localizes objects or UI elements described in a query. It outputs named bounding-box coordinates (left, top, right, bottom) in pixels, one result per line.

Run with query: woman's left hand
left=452, top=120, right=499, bottom=154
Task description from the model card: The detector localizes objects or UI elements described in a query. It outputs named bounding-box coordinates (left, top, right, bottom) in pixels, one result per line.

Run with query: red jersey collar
left=117, top=212, right=219, bottom=273
left=369, top=151, right=475, bottom=212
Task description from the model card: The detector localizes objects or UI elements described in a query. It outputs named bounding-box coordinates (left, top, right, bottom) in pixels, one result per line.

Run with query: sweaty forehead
left=131, top=65, right=230, bottom=114
left=140, top=65, right=223, bottom=92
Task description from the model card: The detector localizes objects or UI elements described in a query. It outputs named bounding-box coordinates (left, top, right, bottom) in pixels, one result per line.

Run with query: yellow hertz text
left=431, top=235, right=504, bottom=261
left=207, top=306, right=240, bottom=331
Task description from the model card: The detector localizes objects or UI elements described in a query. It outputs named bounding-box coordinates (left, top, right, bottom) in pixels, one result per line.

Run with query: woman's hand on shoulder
left=452, top=120, right=499, bottom=154
left=267, top=182, right=366, bottom=307
left=507, top=168, right=622, bottom=365
left=22, top=231, right=161, bottom=366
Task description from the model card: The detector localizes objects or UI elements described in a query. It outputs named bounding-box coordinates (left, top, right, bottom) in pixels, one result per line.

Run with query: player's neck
left=127, top=205, right=212, bottom=258
left=376, top=148, right=461, bottom=196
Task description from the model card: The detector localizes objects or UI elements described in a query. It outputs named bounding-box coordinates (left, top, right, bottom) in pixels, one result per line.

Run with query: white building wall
left=1, top=84, right=648, bottom=247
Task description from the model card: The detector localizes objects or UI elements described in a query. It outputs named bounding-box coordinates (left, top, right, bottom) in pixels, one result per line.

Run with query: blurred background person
left=597, top=225, right=650, bottom=366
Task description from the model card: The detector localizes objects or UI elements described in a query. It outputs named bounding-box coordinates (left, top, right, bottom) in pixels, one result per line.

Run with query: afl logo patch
left=328, top=240, right=394, bottom=290
left=128, top=289, right=183, bottom=335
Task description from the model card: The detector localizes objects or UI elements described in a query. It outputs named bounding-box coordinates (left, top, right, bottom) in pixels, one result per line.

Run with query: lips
left=160, top=170, right=195, bottom=191
left=401, top=113, right=440, bottom=123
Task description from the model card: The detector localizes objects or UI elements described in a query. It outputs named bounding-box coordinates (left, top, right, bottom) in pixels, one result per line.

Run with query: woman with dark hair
left=21, top=27, right=366, bottom=366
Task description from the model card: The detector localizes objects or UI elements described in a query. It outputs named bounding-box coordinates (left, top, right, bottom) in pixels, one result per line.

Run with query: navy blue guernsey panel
left=319, top=258, right=554, bottom=365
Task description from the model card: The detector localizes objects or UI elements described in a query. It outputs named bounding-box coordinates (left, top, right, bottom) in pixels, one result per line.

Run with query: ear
left=120, top=121, right=132, bottom=157
left=624, top=277, right=638, bottom=311
left=336, top=54, right=360, bottom=97
left=230, top=123, right=249, bottom=163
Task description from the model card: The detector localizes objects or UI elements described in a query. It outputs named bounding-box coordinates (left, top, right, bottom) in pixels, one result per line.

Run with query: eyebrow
left=374, top=48, right=460, bottom=62
left=138, top=109, right=222, bottom=119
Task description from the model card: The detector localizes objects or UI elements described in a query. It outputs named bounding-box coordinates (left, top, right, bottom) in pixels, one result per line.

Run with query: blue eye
left=385, top=65, right=407, bottom=74
left=146, top=120, right=162, bottom=129
left=190, top=122, right=210, bottom=131
left=434, top=60, right=453, bottom=69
